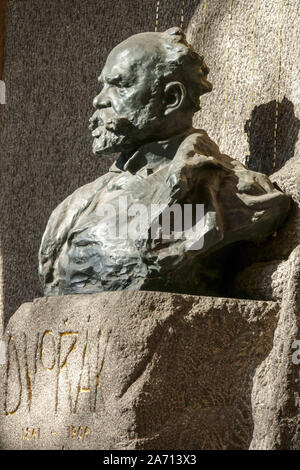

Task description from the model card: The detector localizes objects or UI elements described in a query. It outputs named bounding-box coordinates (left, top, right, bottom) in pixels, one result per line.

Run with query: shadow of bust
left=233, top=98, right=300, bottom=300
left=245, top=97, right=300, bottom=176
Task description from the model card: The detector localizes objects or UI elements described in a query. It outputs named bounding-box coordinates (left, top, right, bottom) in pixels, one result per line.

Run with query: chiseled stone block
left=0, top=291, right=279, bottom=450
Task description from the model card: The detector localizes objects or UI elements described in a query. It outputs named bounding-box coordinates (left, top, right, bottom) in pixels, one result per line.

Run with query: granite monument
left=0, top=26, right=297, bottom=451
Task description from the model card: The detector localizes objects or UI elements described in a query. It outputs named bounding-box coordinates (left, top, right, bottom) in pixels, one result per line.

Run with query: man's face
left=89, top=35, right=164, bottom=156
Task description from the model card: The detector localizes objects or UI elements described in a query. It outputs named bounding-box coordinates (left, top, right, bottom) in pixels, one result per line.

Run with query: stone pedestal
left=0, top=291, right=279, bottom=450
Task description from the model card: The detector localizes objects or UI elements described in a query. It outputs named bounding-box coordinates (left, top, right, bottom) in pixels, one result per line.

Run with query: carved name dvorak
left=2, top=327, right=106, bottom=416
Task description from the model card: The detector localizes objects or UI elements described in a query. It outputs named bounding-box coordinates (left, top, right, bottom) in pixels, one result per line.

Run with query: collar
left=109, top=129, right=194, bottom=175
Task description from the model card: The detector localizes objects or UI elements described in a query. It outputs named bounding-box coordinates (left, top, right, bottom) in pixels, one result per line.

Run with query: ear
left=163, top=81, right=186, bottom=115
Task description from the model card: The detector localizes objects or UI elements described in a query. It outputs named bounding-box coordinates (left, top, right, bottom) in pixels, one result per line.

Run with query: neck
left=113, top=126, right=196, bottom=174
left=123, top=124, right=194, bottom=161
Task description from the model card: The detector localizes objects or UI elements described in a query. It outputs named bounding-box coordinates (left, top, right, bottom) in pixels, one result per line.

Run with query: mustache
left=89, top=110, right=134, bottom=135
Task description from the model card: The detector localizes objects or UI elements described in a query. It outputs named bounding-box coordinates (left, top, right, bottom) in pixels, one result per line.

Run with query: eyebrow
left=98, top=73, right=122, bottom=84
left=98, top=70, right=134, bottom=86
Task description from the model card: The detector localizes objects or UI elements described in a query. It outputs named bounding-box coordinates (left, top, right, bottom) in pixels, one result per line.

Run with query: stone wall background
left=187, top=0, right=300, bottom=175
left=0, top=0, right=5, bottom=79
left=0, top=0, right=299, bottom=330
left=0, top=0, right=6, bottom=334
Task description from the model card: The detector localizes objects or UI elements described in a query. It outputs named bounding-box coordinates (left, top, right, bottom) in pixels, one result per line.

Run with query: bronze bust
left=39, top=27, right=290, bottom=297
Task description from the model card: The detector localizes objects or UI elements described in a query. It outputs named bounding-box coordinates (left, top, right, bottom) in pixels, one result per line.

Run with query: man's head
left=89, top=27, right=212, bottom=156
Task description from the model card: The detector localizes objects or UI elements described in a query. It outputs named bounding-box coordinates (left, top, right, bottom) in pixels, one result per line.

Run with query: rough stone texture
left=187, top=0, right=300, bottom=303
left=250, top=245, right=300, bottom=449
left=0, top=291, right=279, bottom=450
left=0, top=0, right=6, bottom=335
left=232, top=152, right=300, bottom=301
left=1, top=0, right=300, bottom=327
left=232, top=151, right=300, bottom=447
left=234, top=259, right=289, bottom=301
left=0, top=0, right=5, bottom=80
left=0, top=1, right=299, bottom=449
left=187, top=0, right=300, bottom=174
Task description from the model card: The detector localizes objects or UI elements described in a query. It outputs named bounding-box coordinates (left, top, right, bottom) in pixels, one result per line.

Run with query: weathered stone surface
left=187, top=0, right=300, bottom=307
left=250, top=245, right=300, bottom=449
left=232, top=153, right=300, bottom=301
left=0, top=291, right=279, bottom=450
left=187, top=1, right=300, bottom=174
left=0, top=0, right=299, bottom=450
left=234, top=259, right=288, bottom=301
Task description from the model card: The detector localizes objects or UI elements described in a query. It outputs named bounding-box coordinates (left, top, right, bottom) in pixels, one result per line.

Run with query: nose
left=93, top=93, right=111, bottom=109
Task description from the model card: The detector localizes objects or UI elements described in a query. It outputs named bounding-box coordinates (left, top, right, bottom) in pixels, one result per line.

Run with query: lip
left=89, top=112, right=104, bottom=131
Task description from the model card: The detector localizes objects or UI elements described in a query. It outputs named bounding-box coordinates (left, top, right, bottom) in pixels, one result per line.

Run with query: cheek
left=120, top=85, right=153, bottom=110
left=132, top=88, right=153, bottom=106
left=109, top=83, right=160, bottom=118
left=108, top=89, right=124, bottom=114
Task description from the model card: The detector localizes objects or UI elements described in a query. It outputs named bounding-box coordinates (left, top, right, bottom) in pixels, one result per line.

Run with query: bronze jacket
left=39, top=129, right=290, bottom=296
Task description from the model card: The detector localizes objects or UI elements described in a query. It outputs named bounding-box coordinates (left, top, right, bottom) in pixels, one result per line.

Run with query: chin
left=93, top=139, right=117, bottom=156
left=92, top=134, right=137, bottom=156
left=92, top=139, right=132, bottom=156
left=92, top=129, right=124, bottom=154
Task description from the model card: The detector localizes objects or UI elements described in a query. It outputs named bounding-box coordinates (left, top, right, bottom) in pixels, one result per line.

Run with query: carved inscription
left=68, top=425, right=89, bottom=440
left=20, top=426, right=89, bottom=442
left=2, top=326, right=107, bottom=416
left=21, top=427, right=40, bottom=441
left=4, top=336, right=22, bottom=416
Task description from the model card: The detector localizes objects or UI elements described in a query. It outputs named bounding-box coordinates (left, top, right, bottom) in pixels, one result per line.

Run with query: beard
left=91, top=115, right=135, bottom=156
left=89, top=98, right=163, bottom=156
left=90, top=108, right=147, bottom=156
left=92, top=128, right=125, bottom=155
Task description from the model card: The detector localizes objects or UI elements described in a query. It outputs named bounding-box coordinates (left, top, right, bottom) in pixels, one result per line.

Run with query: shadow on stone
left=245, top=97, right=300, bottom=176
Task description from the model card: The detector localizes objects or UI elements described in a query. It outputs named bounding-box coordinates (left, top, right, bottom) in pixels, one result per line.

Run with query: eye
left=120, top=79, right=132, bottom=88
left=108, top=75, right=122, bottom=86
left=108, top=75, right=133, bottom=88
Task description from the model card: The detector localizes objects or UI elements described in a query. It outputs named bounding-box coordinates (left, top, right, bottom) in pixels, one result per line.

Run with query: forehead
left=101, top=34, right=162, bottom=78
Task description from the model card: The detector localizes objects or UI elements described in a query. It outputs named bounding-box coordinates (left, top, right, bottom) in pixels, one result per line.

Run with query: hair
left=154, top=27, right=212, bottom=112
